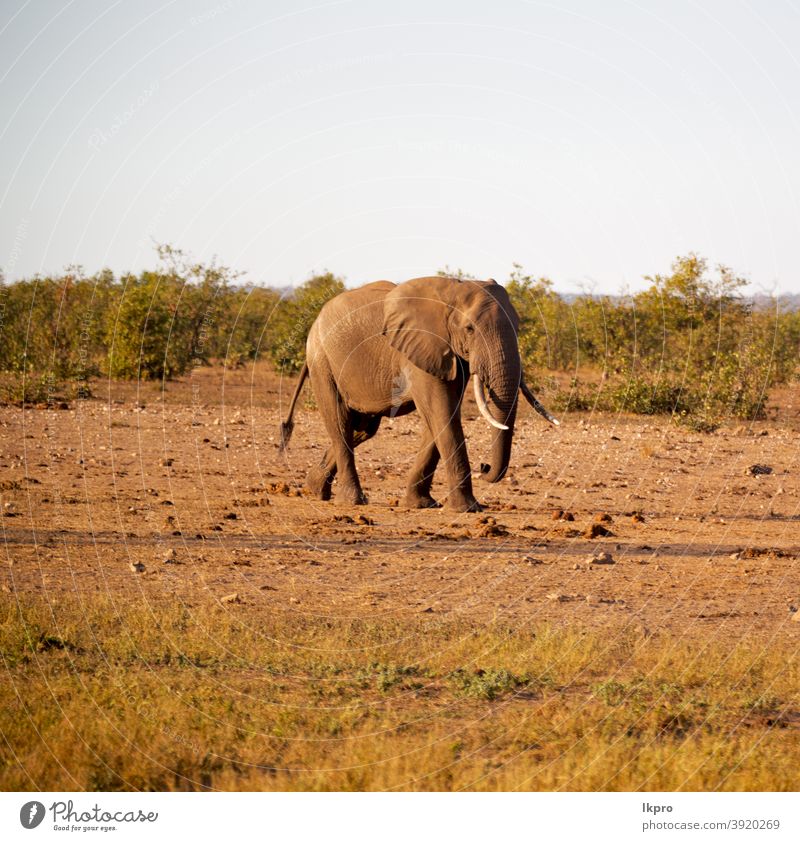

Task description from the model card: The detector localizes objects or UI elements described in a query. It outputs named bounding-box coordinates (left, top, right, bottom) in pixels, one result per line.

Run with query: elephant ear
left=382, top=276, right=458, bottom=380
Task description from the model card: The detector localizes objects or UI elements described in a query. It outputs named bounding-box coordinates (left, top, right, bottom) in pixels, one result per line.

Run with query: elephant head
left=382, top=276, right=557, bottom=484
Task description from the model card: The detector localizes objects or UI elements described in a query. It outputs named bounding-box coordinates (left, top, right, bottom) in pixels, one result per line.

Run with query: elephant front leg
left=411, top=375, right=483, bottom=513
left=437, top=434, right=483, bottom=513
left=403, top=426, right=441, bottom=509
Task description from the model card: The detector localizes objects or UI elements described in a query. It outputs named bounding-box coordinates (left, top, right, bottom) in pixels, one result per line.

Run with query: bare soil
left=3, top=363, right=799, bottom=642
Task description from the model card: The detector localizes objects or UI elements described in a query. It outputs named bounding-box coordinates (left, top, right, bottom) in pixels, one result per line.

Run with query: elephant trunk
left=474, top=337, right=520, bottom=484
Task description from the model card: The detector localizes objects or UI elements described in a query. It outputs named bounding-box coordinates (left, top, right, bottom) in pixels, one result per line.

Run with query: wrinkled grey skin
left=281, top=275, right=550, bottom=513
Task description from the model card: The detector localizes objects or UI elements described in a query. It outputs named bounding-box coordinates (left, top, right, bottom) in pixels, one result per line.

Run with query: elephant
left=279, top=275, right=558, bottom=512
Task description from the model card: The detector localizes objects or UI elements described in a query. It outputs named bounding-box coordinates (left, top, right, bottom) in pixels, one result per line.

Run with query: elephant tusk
left=473, top=375, right=509, bottom=431
left=520, top=381, right=560, bottom=426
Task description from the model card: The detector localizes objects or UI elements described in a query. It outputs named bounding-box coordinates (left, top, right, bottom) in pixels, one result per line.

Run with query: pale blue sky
left=1, top=0, right=799, bottom=293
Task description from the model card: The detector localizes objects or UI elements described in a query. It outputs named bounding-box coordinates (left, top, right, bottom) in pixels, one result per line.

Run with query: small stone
left=522, top=555, right=543, bottom=565
left=584, top=523, right=613, bottom=539
left=163, top=548, right=178, bottom=564
left=129, top=562, right=145, bottom=573
left=546, top=592, right=567, bottom=602
left=586, top=551, right=615, bottom=566
left=221, top=593, right=241, bottom=604
left=746, top=464, right=773, bottom=476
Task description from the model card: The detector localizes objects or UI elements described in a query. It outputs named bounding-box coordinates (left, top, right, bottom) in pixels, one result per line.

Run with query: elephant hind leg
left=306, top=413, right=381, bottom=501
left=307, top=450, right=337, bottom=500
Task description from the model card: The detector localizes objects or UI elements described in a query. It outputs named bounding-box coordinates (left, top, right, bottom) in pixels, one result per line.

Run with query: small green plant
left=593, top=679, right=630, bottom=707
left=449, top=668, right=530, bottom=701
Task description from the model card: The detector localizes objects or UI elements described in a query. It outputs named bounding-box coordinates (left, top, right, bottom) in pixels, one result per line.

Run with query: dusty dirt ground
left=2, top=364, right=800, bottom=644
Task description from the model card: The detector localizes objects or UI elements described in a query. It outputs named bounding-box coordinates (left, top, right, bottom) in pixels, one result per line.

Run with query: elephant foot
left=336, top=486, right=368, bottom=506
left=306, top=467, right=333, bottom=501
left=402, top=492, right=441, bottom=509
left=446, top=495, right=484, bottom=513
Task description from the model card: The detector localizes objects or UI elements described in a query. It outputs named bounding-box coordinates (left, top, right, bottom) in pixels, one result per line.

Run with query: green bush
left=266, top=272, right=345, bottom=375
left=0, top=248, right=796, bottom=430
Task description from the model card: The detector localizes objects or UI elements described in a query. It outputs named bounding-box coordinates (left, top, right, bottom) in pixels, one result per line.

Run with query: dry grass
left=1, top=594, right=798, bottom=792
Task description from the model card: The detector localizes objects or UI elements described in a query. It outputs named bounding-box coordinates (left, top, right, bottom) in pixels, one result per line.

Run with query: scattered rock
left=586, top=551, right=615, bottom=566
left=594, top=512, right=613, bottom=523
left=334, top=513, right=374, bottom=526
left=631, top=512, right=645, bottom=523
left=584, top=523, right=613, bottom=539
left=474, top=516, right=508, bottom=537
left=522, top=555, right=544, bottom=565
left=746, top=464, right=773, bottom=476
left=129, top=562, right=145, bottom=573
left=551, top=509, right=575, bottom=521
left=740, top=547, right=795, bottom=560
left=223, top=512, right=238, bottom=520
left=559, top=527, right=582, bottom=538
left=162, top=548, right=178, bottom=564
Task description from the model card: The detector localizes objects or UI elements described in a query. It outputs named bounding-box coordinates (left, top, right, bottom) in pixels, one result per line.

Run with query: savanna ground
left=1, top=362, right=799, bottom=791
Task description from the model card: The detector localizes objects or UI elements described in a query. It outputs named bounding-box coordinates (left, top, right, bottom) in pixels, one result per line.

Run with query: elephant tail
left=279, top=362, right=309, bottom=452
